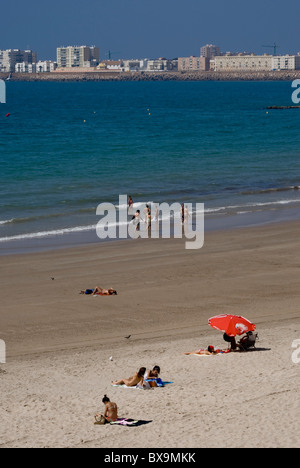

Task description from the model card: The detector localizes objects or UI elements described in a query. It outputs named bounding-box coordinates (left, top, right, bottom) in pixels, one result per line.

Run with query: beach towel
left=112, top=384, right=149, bottom=390
left=190, top=351, right=229, bottom=357
left=110, top=418, right=152, bottom=427
left=144, top=377, right=165, bottom=387
left=112, top=381, right=173, bottom=390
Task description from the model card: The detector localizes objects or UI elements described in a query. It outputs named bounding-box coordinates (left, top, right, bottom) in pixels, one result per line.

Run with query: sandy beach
left=0, top=221, right=300, bottom=448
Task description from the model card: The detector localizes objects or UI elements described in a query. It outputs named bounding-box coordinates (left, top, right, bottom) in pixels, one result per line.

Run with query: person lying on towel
left=80, top=287, right=117, bottom=296
left=112, top=367, right=146, bottom=387
left=184, top=345, right=230, bottom=355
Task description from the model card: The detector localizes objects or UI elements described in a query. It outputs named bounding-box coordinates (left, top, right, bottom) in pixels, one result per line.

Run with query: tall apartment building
left=0, top=49, right=37, bottom=72
left=200, top=44, right=221, bottom=59
left=57, top=46, right=100, bottom=68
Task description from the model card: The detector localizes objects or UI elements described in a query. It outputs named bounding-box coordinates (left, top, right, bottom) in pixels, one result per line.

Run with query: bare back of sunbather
left=112, top=367, right=146, bottom=387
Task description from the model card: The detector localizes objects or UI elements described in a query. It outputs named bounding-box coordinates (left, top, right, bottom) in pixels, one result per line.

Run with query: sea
left=0, top=80, right=300, bottom=254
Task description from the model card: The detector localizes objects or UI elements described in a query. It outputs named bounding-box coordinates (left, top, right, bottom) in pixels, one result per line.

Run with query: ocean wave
left=202, top=198, right=300, bottom=216
left=0, top=219, right=14, bottom=225
left=0, top=219, right=135, bottom=243
left=0, top=213, right=69, bottom=226
left=0, top=224, right=97, bottom=242
left=241, top=186, right=300, bottom=196
left=1, top=198, right=300, bottom=243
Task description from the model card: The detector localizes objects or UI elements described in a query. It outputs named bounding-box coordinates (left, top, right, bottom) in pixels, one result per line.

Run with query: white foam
left=0, top=219, right=14, bottom=225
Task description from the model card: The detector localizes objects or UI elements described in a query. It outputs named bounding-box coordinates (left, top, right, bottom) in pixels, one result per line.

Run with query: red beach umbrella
left=208, top=314, right=256, bottom=337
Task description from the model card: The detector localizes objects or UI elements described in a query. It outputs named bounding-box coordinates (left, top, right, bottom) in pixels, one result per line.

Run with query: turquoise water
left=0, top=80, right=300, bottom=251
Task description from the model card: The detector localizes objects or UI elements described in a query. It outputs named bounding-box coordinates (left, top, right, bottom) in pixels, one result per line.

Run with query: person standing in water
left=128, top=196, right=134, bottom=215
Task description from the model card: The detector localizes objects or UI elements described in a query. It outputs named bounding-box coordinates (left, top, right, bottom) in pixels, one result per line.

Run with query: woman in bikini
left=112, top=367, right=146, bottom=387
left=80, top=287, right=117, bottom=295
left=144, top=365, right=164, bottom=388
left=184, top=346, right=229, bottom=355
left=95, top=395, right=118, bottom=424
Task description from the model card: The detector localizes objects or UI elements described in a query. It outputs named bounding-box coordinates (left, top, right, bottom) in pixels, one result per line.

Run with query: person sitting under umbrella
left=223, top=333, right=239, bottom=351
left=209, top=315, right=256, bottom=352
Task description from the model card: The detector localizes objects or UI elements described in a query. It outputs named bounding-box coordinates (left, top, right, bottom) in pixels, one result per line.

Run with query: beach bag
left=85, top=289, right=94, bottom=295
left=94, top=414, right=106, bottom=425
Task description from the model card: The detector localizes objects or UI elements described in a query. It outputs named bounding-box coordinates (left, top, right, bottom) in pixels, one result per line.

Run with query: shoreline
left=1, top=204, right=300, bottom=257
left=2, top=70, right=300, bottom=82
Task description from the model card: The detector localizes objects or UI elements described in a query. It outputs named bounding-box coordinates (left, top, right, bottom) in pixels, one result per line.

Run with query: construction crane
left=105, top=50, right=122, bottom=60
left=262, top=43, right=280, bottom=56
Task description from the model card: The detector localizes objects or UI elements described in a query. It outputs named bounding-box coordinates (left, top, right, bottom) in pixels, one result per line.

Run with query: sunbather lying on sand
left=112, top=367, right=146, bottom=387
left=184, top=346, right=230, bottom=355
left=80, top=287, right=117, bottom=296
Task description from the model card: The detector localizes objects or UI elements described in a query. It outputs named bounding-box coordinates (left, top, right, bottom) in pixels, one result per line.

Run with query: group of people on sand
left=112, top=365, right=162, bottom=389
left=95, top=366, right=162, bottom=425
left=185, top=332, right=256, bottom=355
left=95, top=331, right=257, bottom=424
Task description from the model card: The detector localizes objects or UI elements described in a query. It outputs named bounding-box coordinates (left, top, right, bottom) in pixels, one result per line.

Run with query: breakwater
left=1, top=70, right=300, bottom=82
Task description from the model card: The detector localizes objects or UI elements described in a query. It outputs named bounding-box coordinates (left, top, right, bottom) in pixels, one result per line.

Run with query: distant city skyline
left=1, top=0, right=299, bottom=60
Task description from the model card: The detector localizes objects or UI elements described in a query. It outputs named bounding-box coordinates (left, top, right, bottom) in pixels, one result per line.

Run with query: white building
left=122, top=59, right=145, bottom=72
left=146, top=58, right=177, bottom=71
left=97, top=60, right=123, bottom=71
left=272, top=55, right=300, bottom=70
left=14, top=60, right=57, bottom=73
left=15, top=62, right=36, bottom=73
left=122, top=58, right=177, bottom=72
left=214, top=54, right=300, bottom=72
left=36, top=61, right=57, bottom=72
left=214, top=54, right=273, bottom=71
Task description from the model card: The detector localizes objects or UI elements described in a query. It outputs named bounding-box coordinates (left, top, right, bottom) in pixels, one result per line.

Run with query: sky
left=1, top=0, right=300, bottom=61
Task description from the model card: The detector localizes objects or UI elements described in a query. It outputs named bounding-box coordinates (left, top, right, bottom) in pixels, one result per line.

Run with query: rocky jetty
left=1, top=70, right=300, bottom=82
